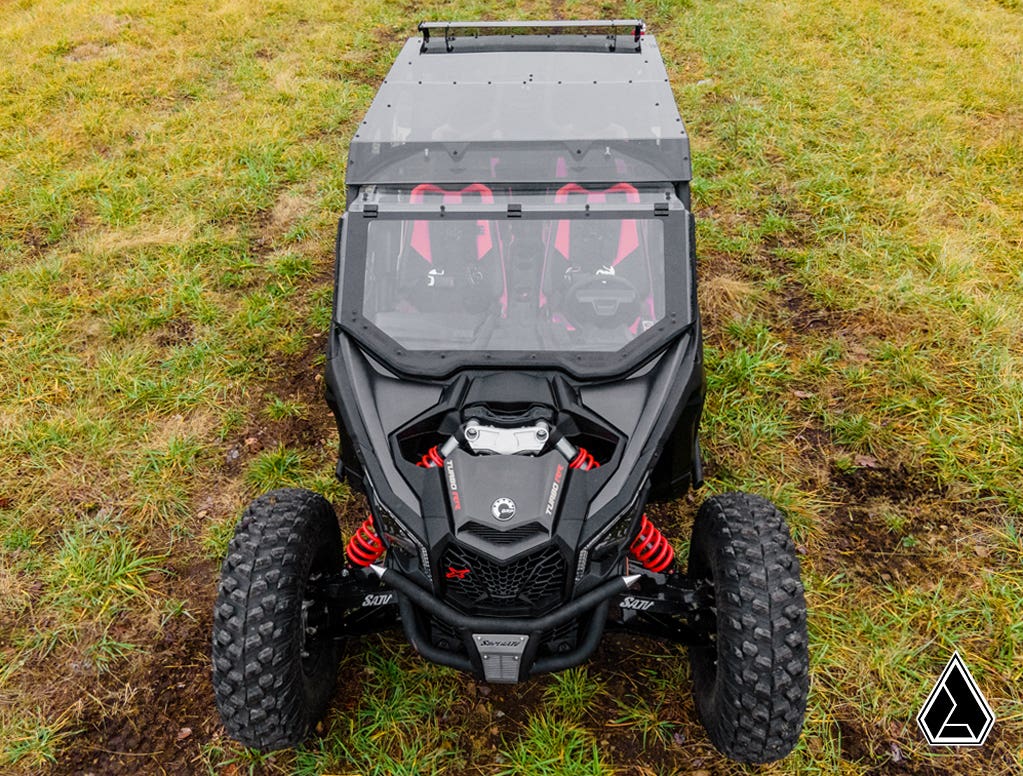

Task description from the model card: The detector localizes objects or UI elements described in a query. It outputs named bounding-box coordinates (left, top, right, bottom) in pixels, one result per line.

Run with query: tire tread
left=689, top=492, right=809, bottom=763
left=211, top=488, right=341, bottom=750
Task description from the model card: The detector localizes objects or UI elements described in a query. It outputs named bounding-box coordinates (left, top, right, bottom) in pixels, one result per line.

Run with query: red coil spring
left=416, top=446, right=444, bottom=468
left=346, top=515, right=385, bottom=566
left=569, top=447, right=600, bottom=470
left=629, top=514, right=675, bottom=572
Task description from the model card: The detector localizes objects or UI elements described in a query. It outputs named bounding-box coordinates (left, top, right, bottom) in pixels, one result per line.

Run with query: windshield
left=359, top=187, right=668, bottom=353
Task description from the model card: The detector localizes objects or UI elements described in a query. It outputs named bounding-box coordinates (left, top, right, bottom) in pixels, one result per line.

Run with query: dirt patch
left=793, top=421, right=836, bottom=464
left=222, top=331, right=335, bottom=475
left=64, top=43, right=118, bottom=62
left=263, top=332, right=329, bottom=413
left=821, top=458, right=1012, bottom=586
left=371, top=23, right=405, bottom=47
left=330, top=55, right=386, bottom=87
left=834, top=717, right=935, bottom=775
left=819, top=462, right=985, bottom=586
left=248, top=207, right=277, bottom=261
left=154, top=318, right=194, bottom=348
left=55, top=560, right=218, bottom=776
left=21, top=226, right=52, bottom=256
left=587, top=635, right=705, bottom=775
left=782, top=281, right=843, bottom=334
left=834, top=715, right=1020, bottom=775
left=837, top=716, right=876, bottom=763
left=832, top=464, right=945, bottom=503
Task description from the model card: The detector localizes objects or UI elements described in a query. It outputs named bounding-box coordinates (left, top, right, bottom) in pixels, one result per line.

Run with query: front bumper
left=372, top=564, right=640, bottom=682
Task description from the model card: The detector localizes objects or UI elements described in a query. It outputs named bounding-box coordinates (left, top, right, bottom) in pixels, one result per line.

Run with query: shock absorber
left=630, top=514, right=675, bottom=573
left=556, top=437, right=600, bottom=470
left=346, top=515, right=385, bottom=566
left=416, top=446, right=444, bottom=468
left=416, top=435, right=459, bottom=468
left=569, top=447, right=600, bottom=470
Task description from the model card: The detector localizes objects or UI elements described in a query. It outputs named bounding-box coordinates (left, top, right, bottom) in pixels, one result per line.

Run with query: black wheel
left=687, top=492, right=809, bottom=763
left=212, top=488, right=344, bottom=750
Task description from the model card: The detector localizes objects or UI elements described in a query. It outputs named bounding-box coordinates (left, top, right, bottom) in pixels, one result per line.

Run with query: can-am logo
left=491, top=497, right=516, bottom=521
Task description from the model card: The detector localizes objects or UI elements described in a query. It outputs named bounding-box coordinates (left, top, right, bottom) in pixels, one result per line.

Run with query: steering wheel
left=561, top=273, right=641, bottom=329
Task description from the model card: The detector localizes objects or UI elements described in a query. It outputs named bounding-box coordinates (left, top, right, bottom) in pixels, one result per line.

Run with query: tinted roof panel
left=347, top=35, right=691, bottom=185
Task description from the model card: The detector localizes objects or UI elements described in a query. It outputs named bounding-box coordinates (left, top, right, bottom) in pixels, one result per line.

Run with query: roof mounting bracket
left=418, top=20, right=645, bottom=54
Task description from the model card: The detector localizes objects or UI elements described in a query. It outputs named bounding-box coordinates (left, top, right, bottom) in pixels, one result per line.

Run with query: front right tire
left=687, top=492, right=809, bottom=763
left=212, top=488, right=344, bottom=750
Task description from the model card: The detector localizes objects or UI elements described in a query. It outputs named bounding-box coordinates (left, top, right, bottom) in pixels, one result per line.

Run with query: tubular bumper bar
left=371, top=564, right=638, bottom=633
left=372, top=564, right=640, bottom=680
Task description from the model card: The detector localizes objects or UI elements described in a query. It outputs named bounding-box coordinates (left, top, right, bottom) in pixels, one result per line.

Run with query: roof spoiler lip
left=418, top=19, right=646, bottom=54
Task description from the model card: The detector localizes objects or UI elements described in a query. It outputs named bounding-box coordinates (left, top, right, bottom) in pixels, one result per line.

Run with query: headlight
left=575, top=485, right=645, bottom=581
left=374, top=507, right=431, bottom=579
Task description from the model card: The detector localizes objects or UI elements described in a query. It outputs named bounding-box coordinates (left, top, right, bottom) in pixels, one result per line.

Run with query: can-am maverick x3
left=212, top=20, right=809, bottom=764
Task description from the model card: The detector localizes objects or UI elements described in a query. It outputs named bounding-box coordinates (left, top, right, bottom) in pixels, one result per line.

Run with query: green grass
left=2, top=0, right=1022, bottom=773
left=497, top=713, right=611, bottom=776
left=263, top=395, right=305, bottom=421
left=244, top=445, right=311, bottom=491
left=0, top=708, right=81, bottom=770
left=46, top=520, right=165, bottom=615
left=612, top=695, right=677, bottom=749
left=292, top=645, right=464, bottom=776
left=542, top=667, right=606, bottom=720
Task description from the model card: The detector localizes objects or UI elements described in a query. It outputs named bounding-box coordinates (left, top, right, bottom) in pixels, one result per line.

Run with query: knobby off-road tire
left=688, top=492, right=809, bottom=763
left=212, top=488, right=344, bottom=750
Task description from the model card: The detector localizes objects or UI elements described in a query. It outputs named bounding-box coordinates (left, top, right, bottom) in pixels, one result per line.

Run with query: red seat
left=542, top=183, right=654, bottom=332
left=551, top=183, right=640, bottom=269
left=409, top=183, right=495, bottom=262
left=399, top=184, right=506, bottom=314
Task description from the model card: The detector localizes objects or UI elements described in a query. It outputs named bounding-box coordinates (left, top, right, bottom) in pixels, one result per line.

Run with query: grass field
left=1, top=0, right=1021, bottom=773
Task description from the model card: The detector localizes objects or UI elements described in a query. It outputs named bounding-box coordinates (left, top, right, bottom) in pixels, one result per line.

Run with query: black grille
left=428, top=613, right=580, bottom=657
left=442, top=543, right=567, bottom=614
left=461, top=521, right=547, bottom=546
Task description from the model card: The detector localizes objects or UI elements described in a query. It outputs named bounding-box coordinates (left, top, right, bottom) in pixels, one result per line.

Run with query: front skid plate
left=472, top=633, right=530, bottom=682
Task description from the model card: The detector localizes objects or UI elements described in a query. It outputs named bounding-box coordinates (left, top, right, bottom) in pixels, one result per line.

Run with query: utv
left=212, top=20, right=809, bottom=765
